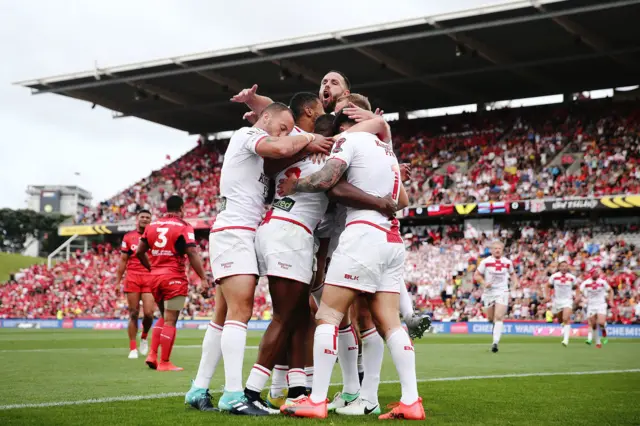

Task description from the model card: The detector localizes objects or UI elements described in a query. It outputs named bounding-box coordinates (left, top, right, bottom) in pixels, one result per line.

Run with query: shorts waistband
left=210, top=226, right=256, bottom=233
left=261, top=210, right=312, bottom=234
left=346, top=220, right=402, bottom=243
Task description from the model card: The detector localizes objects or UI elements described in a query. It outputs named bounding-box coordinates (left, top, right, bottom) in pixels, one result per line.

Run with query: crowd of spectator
left=2, top=224, right=639, bottom=324
left=68, top=100, right=640, bottom=226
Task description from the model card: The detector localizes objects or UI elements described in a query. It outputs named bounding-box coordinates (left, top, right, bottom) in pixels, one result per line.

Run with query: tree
left=0, top=209, right=67, bottom=254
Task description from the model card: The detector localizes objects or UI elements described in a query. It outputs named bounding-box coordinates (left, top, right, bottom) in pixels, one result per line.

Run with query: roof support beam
left=432, top=22, right=555, bottom=88
left=172, top=59, right=246, bottom=93
left=533, top=1, right=639, bottom=67
left=251, top=48, right=322, bottom=85
left=334, top=35, right=471, bottom=100
left=27, top=0, right=640, bottom=95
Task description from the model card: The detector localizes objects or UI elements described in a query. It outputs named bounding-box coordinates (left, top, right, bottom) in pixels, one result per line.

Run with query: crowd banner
left=2, top=319, right=639, bottom=337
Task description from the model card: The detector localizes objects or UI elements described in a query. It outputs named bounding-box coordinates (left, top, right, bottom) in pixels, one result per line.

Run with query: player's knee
left=316, top=303, right=344, bottom=326
left=129, top=311, right=139, bottom=321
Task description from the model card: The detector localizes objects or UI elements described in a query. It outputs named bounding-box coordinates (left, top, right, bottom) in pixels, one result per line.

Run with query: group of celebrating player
left=115, top=69, right=614, bottom=421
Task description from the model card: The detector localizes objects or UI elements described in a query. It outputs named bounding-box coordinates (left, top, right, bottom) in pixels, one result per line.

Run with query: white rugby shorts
left=255, top=218, right=315, bottom=284
left=587, top=304, right=607, bottom=317
left=552, top=299, right=573, bottom=314
left=209, top=228, right=258, bottom=282
left=324, top=223, right=404, bottom=294
left=482, top=289, right=509, bottom=308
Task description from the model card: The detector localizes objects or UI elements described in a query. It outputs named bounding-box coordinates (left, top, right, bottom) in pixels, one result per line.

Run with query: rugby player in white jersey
left=185, top=102, right=332, bottom=415
left=578, top=269, right=613, bottom=348
left=473, top=241, right=519, bottom=353
left=277, top=109, right=425, bottom=420
left=543, top=258, right=578, bottom=346
left=245, top=94, right=399, bottom=409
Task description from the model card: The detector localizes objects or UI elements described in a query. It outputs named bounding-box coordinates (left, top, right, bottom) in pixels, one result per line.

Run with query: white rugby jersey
left=579, top=278, right=610, bottom=306
left=549, top=272, right=577, bottom=302
left=270, top=126, right=329, bottom=231
left=477, top=256, right=515, bottom=292
left=328, top=131, right=401, bottom=228
left=213, top=127, right=270, bottom=231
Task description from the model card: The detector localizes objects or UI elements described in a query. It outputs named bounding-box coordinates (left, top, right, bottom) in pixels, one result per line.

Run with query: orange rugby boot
left=157, top=361, right=184, bottom=371
left=145, top=352, right=158, bottom=370
left=379, top=397, right=425, bottom=420
left=280, top=396, right=328, bottom=419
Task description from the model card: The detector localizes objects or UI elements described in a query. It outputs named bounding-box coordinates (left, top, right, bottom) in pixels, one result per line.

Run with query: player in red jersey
left=135, top=196, right=209, bottom=371
left=116, top=209, right=154, bottom=359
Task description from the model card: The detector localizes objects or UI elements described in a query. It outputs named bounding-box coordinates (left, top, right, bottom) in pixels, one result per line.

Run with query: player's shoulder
left=480, top=256, right=493, bottom=264
left=234, top=126, right=266, bottom=140
left=501, top=256, right=513, bottom=264
left=289, top=126, right=307, bottom=136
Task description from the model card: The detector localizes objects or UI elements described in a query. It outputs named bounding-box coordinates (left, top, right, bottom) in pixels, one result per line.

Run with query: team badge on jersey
left=332, top=138, right=346, bottom=154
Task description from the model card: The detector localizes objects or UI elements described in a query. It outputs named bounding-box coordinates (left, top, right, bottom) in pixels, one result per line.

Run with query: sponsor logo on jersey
left=273, top=197, right=296, bottom=212
left=221, top=261, right=234, bottom=269
left=278, top=261, right=292, bottom=270
left=332, top=138, right=346, bottom=153
left=344, top=274, right=359, bottom=281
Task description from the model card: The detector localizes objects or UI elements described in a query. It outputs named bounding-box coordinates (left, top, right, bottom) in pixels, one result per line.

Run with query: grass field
left=0, top=329, right=639, bottom=425
left=0, top=252, right=46, bottom=283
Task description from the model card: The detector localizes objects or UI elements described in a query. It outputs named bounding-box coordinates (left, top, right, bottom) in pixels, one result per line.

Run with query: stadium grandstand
left=3, top=0, right=640, bottom=326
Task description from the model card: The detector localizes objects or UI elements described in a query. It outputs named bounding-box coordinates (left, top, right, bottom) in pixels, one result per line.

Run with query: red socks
left=129, top=340, right=137, bottom=351
left=602, top=327, right=607, bottom=337
left=151, top=318, right=165, bottom=354
left=141, top=331, right=148, bottom=340
left=160, top=325, right=177, bottom=362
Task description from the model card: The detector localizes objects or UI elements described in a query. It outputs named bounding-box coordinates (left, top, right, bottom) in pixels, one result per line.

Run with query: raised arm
left=342, top=104, right=392, bottom=142
left=230, top=84, right=274, bottom=116
left=256, top=134, right=315, bottom=159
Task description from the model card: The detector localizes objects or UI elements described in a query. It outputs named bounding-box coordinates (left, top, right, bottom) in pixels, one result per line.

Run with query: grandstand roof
left=15, top=0, right=640, bottom=134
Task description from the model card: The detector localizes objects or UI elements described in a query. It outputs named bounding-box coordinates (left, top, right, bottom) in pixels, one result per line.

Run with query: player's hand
left=374, top=108, right=385, bottom=116
left=377, top=193, right=399, bottom=218
left=485, top=283, right=493, bottom=290
left=230, top=84, right=258, bottom=103
left=243, top=111, right=258, bottom=124
left=306, top=136, right=333, bottom=156
left=343, top=102, right=377, bottom=122
left=399, top=163, right=411, bottom=181
left=309, top=152, right=327, bottom=164
left=277, top=174, right=298, bottom=197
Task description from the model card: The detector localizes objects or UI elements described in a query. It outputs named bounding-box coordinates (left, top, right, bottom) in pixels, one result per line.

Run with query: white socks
left=587, top=329, right=593, bottom=341
left=492, top=321, right=504, bottom=345
left=399, top=282, right=414, bottom=320
left=595, top=325, right=601, bottom=345
left=193, top=322, right=223, bottom=389
left=338, top=324, right=360, bottom=395
left=310, top=324, right=339, bottom=403
left=270, top=365, right=288, bottom=397
left=221, top=320, right=248, bottom=392
left=246, top=364, right=271, bottom=393
left=288, top=368, right=306, bottom=389
left=562, top=324, right=570, bottom=343
left=304, top=366, right=314, bottom=389
left=386, top=328, right=418, bottom=405
left=360, top=328, right=384, bottom=405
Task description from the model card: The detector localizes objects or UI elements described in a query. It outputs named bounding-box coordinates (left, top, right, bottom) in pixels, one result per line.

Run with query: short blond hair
left=336, top=93, right=372, bottom=111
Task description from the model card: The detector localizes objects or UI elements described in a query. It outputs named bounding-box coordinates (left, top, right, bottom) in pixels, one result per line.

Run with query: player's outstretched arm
left=511, top=271, right=520, bottom=289
left=115, top=253, right=128, bottom=285
left=328, top=177, right=398, bottom=218
left=342, top=104, right=392, bottom=142
left=263, top=138, right=333, bottom=176
left=256, top=134, right=331, bottom=159
left=230, top=84, right=273, bottom=115
left=278, top=158, right=347, bottom=195
left=134, top=239, right=151, bottom=272
left=186, top=246, right=208, bottom=282
left=474, top=269, right=486, bottom=287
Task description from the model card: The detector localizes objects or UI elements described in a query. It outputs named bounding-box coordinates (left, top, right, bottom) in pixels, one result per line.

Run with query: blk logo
left=344, top=274, right=359, bottom=281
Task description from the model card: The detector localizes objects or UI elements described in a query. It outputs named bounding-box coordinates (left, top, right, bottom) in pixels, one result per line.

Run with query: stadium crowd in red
left=71, top=101, right=640, bottom=224
left=2, top=226, right=639, bottom=324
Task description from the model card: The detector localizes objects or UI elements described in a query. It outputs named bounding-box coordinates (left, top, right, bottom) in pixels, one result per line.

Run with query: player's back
left=332, top=131, right=400, bottom=228
left=143, top=215, right=195, bottom=277
left=216, top=127, right=270, bottom=230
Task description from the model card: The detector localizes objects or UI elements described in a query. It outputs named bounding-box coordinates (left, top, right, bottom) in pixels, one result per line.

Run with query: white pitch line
left=1, top=369, right=638, bottom=411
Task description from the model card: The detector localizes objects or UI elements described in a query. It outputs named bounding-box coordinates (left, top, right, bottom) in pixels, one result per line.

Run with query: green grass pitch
left=0, top=329, right=639, bottom=425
